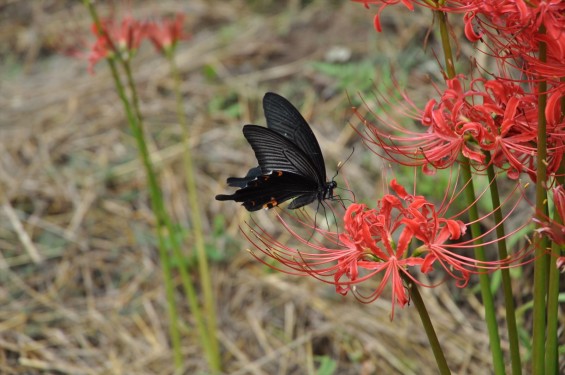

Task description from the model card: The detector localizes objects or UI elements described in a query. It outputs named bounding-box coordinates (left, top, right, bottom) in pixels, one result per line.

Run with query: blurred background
left=0, top=0, right=512, bottom=374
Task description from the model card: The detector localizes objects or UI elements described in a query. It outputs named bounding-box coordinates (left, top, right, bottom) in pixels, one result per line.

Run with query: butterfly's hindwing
left=216, top=170, right=319, bottom=211
left=226, top=166, right=262, bottom=188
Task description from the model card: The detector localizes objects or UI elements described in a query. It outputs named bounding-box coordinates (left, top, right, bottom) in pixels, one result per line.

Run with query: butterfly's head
left=323, top=180, right=338, bottom=200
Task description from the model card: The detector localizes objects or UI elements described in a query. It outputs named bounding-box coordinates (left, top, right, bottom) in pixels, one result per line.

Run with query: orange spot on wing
left=263, top=198, right=278, bottom=209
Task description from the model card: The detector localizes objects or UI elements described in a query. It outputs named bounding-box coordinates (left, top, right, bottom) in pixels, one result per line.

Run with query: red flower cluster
left=459, top=0, right=565, bottom=79
left=354, top=0, right=565, bottom=79
left=88, top=13, right=187, bottom=72
left=88, top=17, right=145, bottom=72
left=247, top=180, right=526, bottom=318
left=354, top=75, right=560, bottom=178
left=346, top=0, right=562, bottom=316
left=352, top=0, right=565, bottom=181
left=147, top=14, right=187, bottom=54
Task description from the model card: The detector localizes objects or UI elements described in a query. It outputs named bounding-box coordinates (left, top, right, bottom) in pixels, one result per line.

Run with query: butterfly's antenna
left=331, top=147, right=356, bottom=205
left=331, top=147, right=355, bottom=181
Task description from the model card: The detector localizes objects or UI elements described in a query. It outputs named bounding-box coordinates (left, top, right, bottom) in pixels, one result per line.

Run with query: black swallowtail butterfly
left=215, top=92, right=337, bottom=211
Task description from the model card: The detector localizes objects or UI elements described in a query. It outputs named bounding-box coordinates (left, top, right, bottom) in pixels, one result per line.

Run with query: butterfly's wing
left=262, top=92, right=327, bottom=181
left=215, top=93, right=338, bottom=211
left=242, top=125, right=325, bottom=185
left=215, top=170, right=318, bottom=211
left=215, top=125, right=323, bottom=211
left=226, top=166, right=262, bottom=188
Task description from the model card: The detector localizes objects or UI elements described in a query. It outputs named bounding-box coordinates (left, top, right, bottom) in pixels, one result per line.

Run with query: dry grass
left=0, top=1, right=530, bottom=374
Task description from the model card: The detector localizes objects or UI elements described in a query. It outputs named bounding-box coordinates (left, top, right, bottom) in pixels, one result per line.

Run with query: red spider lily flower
left=458, top=0, right=565, bottom=78
left=354, top=75, right=541, bottom=178
left=354, top=0, right=565, bottom=79
left=146, top=14, right=188, bottom=55
left=470, top=78, right=541, bottom=179
left=245, top=179, right=529, bottom=318
left=88, top=17, right=147, bottom=73
left=543, top=85, right=565, bottom=179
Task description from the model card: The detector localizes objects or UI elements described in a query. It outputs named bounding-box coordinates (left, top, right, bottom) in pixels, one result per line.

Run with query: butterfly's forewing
left=243, top=125, right=323, bottom=185
left=263, top=92, right=327, bottom=181
left=216, top=170, right=318, bottom=211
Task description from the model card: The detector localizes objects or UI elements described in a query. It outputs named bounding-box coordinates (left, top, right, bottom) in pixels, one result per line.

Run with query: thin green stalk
left=544, top=80, right=565, bottom=375
left=545, top=223, right=561, bottom=375
left=436, top=11, right=455, bottom=79
left=460, top=162, right=506, bottom=374
left=406, top=276, right=451, bottom=375
left=435, top=9, right=505, bottom=374
left=485, top=156, right=522, bottom=374
left=532, top=27, right=548, bottom=375
left=167, top=52, right=222, bottom=371
left=154, top=222, right=183, bottom=369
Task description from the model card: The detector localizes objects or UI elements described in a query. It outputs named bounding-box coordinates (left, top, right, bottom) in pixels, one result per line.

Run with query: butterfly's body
left=216, top=92, right=337, bottom=211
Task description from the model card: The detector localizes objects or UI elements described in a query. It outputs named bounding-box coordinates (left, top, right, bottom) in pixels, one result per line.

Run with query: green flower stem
left=485, top=156, right=522, bottom=374
left=460, top=162, right=506, bottom=375
left=545, top=79, right=565, bottom=375
left=406, top=275, right=451, bottom=375
left=532, top=26, right=548, bottom=375
left=545, top=223, right=561, bottom=375
left=166, top=51, right=222, bottom=372
left=436, top=11, right=456, bottom=79
left=436, top=9, right=505, bottom=374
